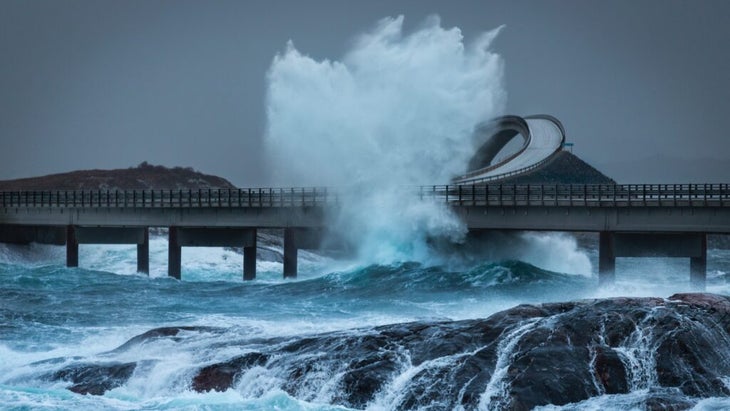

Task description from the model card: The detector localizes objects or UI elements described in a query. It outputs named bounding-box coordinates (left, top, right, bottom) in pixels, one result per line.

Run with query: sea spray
left=265, top=15, right=506, bottom=263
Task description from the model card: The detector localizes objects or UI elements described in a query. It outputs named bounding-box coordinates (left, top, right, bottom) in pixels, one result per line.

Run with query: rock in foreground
left=48, top=294, right=730, bottom=409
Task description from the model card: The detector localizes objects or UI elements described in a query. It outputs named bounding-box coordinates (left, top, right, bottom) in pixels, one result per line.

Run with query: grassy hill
left=0, top=162, right=235, bottom=191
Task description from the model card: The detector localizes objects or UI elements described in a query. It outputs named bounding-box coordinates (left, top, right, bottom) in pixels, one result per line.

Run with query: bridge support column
left=137, top=227, right=149, bottom=274
left=66, top=225, right=78, bottom=268
left=244, top=229, right=257, bottom=281
left=598, top=231, right=615, bottom=286
left=168, top=227, right=181, bottom=280
left=283, top=228, right=298, bottom=279
left=690, top=234, right=707, bottom=291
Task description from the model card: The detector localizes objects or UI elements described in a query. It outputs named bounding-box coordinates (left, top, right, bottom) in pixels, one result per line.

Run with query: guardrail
left=0, top=187, right=334, bottom=208
left=423, top=183, right=730, bottom=207
left=1, top=184, right=729, bottom=209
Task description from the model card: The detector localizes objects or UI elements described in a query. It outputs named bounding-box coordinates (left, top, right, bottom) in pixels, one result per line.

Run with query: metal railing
left=0, top=188, right=333, bottom=208
left=423, top=183, right=730, bottom=207
left=1, top=184, right=729, bottom=209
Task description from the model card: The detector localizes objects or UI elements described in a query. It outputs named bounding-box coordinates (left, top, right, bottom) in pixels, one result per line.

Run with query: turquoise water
left=1, top=234, right=729, bottom=410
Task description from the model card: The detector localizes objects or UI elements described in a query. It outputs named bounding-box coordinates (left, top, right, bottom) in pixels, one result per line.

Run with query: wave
left=307, top=260, right=591, bottom=294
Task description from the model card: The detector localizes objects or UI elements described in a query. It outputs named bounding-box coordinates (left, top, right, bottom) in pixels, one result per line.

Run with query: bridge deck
left=2, top=184, right=729, bottom=285
left=1, top=184, right=729, bottom=232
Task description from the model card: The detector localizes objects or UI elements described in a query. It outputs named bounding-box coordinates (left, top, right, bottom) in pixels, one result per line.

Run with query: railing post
left=627, top=185, right=631, bottom=206
left=689, top=184, right=693, bottom=207
left=568, top=184, right=572, bottom=207
left=612, top=184, right=616, bottom=206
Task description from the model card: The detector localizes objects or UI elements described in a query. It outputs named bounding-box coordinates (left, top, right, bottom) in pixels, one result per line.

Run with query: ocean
left=1, top=232, right=729, bottom=410
left=3, top=14, right=729, bottom=410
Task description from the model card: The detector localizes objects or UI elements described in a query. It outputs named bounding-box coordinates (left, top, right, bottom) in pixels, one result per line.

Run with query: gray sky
left=1, top=0, right=728, bottom=185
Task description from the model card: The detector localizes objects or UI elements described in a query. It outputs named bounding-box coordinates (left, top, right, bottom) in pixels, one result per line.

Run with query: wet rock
left=192, top=352, right=269, bottom=392
left=52, top=362, right=136, bottom=395
left=110, top=326, right=223, bottom=352
left=52, top=293, right=730, bottom=408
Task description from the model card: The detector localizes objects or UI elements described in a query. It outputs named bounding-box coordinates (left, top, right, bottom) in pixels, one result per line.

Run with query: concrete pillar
left=66, top=225, right=78, bottom=267
left=598, top=231, right=615, bottom=286
left=690, top=234, right=707, bottom=291
left=137, top=227, right=149, bottom=274
left=243, top=230, right=257, bottom=281
left=283, top=228, right=298, bottom=279
left=168, top=227, right=181, bottom=279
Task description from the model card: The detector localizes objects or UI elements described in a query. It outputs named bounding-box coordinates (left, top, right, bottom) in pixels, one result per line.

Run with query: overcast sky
left=1, top=0, right=728, bottom=185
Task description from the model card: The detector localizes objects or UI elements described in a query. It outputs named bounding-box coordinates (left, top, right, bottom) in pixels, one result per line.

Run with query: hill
left=0, top=162, right=235, bottom=191
left=497, top=151, right=615, bottom=185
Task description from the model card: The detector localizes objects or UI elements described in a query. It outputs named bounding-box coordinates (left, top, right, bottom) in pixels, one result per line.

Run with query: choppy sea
left=1, top=232, right=729, bottom=410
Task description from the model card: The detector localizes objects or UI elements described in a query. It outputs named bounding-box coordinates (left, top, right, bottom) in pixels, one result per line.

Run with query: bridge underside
left=0, top=221, right=717, bottom=289
left=0, top=224, right=327, bottom=280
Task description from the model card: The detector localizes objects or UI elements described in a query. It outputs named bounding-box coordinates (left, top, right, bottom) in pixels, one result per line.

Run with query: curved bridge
left=455, top=114, right=566, bottom=184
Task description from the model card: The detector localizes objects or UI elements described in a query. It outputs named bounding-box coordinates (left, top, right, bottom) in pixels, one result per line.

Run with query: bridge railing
left=0, top=187, right=335, bottom=209
left=422, top=183, right=730, bottom=207
left=1, top=184, right=729, bottom=208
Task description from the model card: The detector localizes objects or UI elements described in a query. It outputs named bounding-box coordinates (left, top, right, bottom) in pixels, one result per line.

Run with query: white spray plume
left=265, top=15, right=506, bottom=263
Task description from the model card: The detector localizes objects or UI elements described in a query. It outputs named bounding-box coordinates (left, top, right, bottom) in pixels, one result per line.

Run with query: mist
left=264, top=15, right=506, bottom=263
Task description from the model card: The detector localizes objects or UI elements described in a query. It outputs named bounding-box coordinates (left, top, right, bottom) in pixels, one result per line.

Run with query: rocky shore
left=42, top=293, right=730, bottom=409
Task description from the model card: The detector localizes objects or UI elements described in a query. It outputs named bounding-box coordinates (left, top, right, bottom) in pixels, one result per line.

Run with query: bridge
left=455, top=115, right=566, bottom=184
left=2, top=114, right=729, bottom=288
left=1, top=184, right=729, bottom=288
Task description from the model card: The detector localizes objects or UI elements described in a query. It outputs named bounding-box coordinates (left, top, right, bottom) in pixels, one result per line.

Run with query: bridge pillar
left=283, top=228, right=298, bottom=279
left=690, top=234, right=707, bottom=291
left=168, top=227, right=181, bottom=280
left=244, top=229, right=257, bottom=281
left=66, top=225, right=78, bottom=268
left=137, top=227, right=149, bottom=274
left=598, top=231, right=615, bottom=286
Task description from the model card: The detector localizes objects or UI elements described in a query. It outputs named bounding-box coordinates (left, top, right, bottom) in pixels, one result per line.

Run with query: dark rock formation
left=109, top=326, right=224, bottom=353
left=52, top=362, right=136, bottom=395
left=499, top=151, right=615, bottom=185
left=192, top=352, right=269, bottom=393
left=46, top=294, right=730, bottom=409
left=0, top=162, right=235, bottom=191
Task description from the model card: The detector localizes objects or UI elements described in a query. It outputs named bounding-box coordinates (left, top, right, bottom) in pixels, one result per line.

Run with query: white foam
left=265, top=15, right=506, bottom=265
